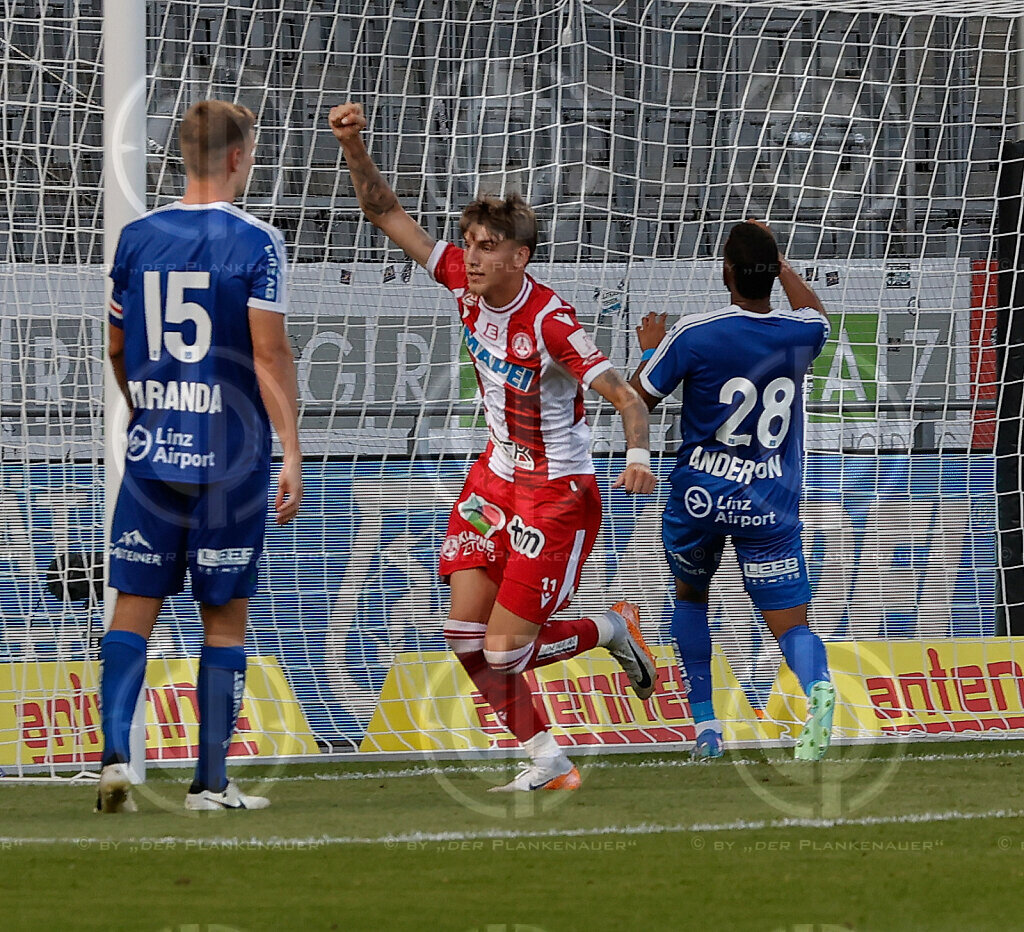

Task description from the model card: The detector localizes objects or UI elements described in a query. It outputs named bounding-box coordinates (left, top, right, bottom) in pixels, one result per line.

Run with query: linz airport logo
left=683, top=486, right=714, bottom=519
left=507, top=514, right=545, bottom=558
left=126, top=424, right=153, bottom=462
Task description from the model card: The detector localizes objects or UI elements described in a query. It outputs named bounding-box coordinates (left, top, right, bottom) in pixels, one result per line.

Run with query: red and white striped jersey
left=427, top=241, right=612, bottom=482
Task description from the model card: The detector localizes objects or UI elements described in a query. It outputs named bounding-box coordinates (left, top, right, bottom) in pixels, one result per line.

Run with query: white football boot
left=489, top=758, right=582, bottom=792
left=185, top=779, right=270, bottom=811
left=95, top=763, right=137, bottom=814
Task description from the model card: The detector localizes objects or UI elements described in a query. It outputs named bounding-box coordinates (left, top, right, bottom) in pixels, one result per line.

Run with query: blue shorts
left=662, top=506, right=811, bottom=611
left=109, top=470, right=269, bottom=605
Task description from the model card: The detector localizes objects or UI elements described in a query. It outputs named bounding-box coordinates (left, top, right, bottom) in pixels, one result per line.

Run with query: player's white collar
left=172, top=199, right=234, bottom=210
left=732, top=302, right=780, bottom=318
left=481, top=276, right=532, bottom=314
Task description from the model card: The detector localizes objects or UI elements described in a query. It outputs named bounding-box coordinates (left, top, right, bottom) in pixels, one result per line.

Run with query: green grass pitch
left=3, top=740, right=1024, bottom=931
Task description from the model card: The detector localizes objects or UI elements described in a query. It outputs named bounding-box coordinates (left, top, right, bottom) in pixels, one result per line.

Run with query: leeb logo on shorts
left=125, top=425, right=153, bottom=462
left=683, top=485, right=713, bottom=519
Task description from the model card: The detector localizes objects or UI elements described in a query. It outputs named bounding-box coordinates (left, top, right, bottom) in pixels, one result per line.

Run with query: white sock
left=594, top=611, right=617, bottom=647
left=523, top=730, right=564, bottom=763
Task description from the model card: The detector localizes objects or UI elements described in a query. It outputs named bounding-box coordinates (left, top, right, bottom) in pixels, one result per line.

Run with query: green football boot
left=794, top=680, right=836, bottom=761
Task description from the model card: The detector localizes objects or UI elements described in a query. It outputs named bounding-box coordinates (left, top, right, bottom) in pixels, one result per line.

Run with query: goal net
left=3, top=0, right=1024, bottom=775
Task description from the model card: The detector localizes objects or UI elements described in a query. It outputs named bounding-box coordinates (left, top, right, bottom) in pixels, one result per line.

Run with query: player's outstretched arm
left=748, top=218, right=827, bottom=322
left=250, top=308, right=303, bottom=525
left=329, top=102, right=436, bottom=268
left=590, top=368, right=657, bottom=495
left=627, top=311, right=667, bottom=412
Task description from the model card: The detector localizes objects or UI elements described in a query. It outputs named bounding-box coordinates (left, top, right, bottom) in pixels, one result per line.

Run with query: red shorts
left=439, top=457, right=602, bottom=624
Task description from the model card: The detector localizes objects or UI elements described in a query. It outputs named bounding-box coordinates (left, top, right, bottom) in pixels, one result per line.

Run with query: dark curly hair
left=724, top=221, right=780, bottom=300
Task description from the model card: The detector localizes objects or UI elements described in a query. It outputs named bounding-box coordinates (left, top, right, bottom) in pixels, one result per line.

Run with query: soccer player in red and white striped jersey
left=331, top=102, right=658, bottom=791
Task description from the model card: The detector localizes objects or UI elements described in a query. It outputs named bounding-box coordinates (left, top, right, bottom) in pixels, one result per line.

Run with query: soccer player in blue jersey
left=96, top=101, right=302, bottom=812
left=629, top=220, right=835, bottom=761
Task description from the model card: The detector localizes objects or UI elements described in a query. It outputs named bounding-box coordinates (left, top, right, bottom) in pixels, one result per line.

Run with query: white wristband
left=625, top=448, right=651, bottom=469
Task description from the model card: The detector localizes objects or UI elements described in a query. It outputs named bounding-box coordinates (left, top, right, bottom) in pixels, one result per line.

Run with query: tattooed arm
left=590, top=368, right=657, bottom=495
left=329, top=102, right=436, bottom=268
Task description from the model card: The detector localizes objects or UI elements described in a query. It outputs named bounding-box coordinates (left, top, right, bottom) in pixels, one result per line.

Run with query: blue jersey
left=640, top=304, right=828, bottom=534
left=109, top=201, right=288, bottom=485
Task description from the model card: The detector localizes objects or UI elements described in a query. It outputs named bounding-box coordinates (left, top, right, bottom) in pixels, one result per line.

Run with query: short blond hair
left=179, top=100, right=255, bottom=178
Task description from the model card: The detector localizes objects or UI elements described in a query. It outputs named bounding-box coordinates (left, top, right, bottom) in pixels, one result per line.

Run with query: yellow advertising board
left=360, top=646, right=761, bottom=753
left=362, top=639, right=1024, bottom=753
left=764, top=639, right=1024, bottom=739
left=0, top=656, right=317, bottom=768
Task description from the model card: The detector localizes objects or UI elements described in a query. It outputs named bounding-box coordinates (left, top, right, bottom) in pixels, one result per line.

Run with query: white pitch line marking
left=2, top=806, right=1022, bottom=849
left=262, top=746, right=1024, bottom=782
left=7, top=746, right=1024, bottom=787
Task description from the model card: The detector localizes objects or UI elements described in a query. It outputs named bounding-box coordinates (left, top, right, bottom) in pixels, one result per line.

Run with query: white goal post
left=3, top=0, right=1024, bottom=776
left=103, top=0, right=148, bottom=784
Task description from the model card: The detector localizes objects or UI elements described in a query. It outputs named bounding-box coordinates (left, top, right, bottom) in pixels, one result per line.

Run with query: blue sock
left=100, top=630, right=148, bottom=768
left=777, top=625, right=830, bottom=695
left=671, top=599, right=716, bottom=725
left=192, top=645, right=247, bottom=793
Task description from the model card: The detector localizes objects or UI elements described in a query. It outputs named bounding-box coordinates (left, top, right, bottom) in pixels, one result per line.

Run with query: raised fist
left=329, top=102, right=366, bottom=145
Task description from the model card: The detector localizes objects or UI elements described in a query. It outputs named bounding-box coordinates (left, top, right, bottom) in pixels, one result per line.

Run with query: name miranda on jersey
left=128, top=380, right=223, bottom=413
left=687, top=444, right=783, bottom=484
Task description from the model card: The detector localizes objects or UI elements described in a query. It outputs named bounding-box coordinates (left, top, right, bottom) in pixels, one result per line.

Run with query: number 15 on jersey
left=143, top=270, right=212, bottom=363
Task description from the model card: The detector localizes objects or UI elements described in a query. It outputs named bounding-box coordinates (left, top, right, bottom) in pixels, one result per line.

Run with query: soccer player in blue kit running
left=629, top=220, right=835, bottom=761
left=96, top=100, right=302, bottom=811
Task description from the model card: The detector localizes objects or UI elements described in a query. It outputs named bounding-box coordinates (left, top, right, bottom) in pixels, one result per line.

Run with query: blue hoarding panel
left=0, top=454, right=997, bottom=747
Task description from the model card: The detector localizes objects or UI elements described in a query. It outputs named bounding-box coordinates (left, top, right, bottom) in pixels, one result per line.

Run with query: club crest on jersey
left=510, top=332, right=534, bottom=359
left=457, top=493, right=506, bottom=539
left=508, top=514, right=545, bottom=558
left=463, top=326, right=535, bottom=391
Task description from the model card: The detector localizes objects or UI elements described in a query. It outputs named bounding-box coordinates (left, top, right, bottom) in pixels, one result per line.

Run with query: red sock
left=523, top=616, right=601, bottom=670
left=456, top=648, right=546, bottom=742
